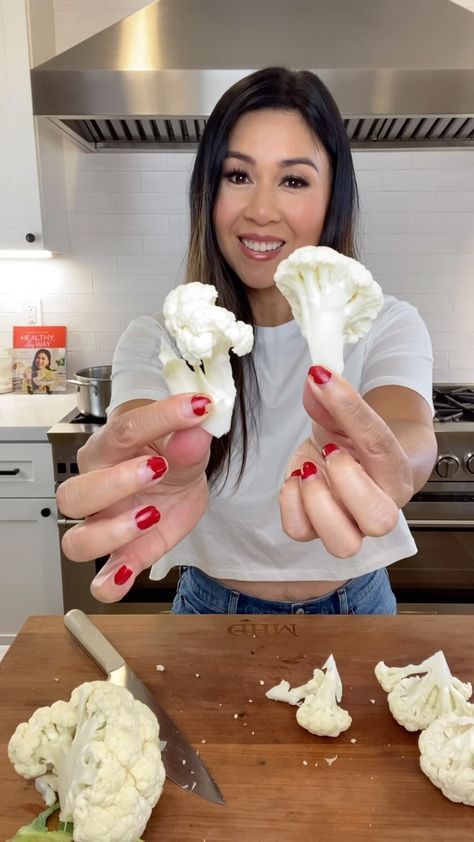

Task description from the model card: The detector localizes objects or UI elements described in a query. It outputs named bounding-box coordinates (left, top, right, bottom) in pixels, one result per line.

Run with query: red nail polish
left=146, top=455, right=167, bottom=479
left=322, top=443, right=340, bottom=459
left=135, top=505, right=161, bottom=530
left=308, top=365, right=332, bottom=385
left=290, top=468, right=302, bottom=477
left=191, top=395, right=211, bottom=416
left=301, top=461, right=318, bottom=479
left=114, top=565, right=133, bottom=585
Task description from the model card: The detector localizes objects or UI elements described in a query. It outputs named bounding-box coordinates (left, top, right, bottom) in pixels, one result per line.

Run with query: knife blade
left=64, top=609, right=224, bottom=805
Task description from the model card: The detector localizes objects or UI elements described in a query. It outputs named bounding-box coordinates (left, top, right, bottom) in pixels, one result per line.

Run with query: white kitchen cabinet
left=0, top=0, right=67, bottom=252
left=0, top=443, right=62, bottom=645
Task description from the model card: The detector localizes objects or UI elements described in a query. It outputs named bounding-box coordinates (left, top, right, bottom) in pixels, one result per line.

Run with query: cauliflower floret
left=8, top=681, right=165, bottom=842
left=266, top=654, right=352, bottom=738
left=158, top=282, right=254, bottom=437
left=274, top=245, right=383, bottom=374
left=375, top=650, right=474, bottom=732
left=419, top=714, right=474, bottom=806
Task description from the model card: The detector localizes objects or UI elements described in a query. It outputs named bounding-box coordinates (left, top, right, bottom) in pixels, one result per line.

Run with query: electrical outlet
left=23, top=299, right=42, bottom=325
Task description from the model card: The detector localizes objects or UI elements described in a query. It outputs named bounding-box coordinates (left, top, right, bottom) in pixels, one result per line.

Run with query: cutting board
left=1, top=614, right=473, bottom=841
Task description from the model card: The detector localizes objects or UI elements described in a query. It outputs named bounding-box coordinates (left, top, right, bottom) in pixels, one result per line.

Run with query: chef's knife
left=64, top=609, right=225, bottom=805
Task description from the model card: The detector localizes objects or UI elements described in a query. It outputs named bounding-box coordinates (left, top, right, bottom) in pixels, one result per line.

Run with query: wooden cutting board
left=0, top=614, right=473, bottom=841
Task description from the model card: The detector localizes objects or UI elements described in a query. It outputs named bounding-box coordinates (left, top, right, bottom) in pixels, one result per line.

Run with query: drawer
left=0, top=442, right=54, bottom=497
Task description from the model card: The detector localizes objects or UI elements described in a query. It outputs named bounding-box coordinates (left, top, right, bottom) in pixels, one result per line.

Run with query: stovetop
left=433, top=384, right=474, bottom=423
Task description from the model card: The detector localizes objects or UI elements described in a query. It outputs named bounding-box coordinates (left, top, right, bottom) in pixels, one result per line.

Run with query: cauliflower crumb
left=201, top=739, right=207, bottom=744
left=370, top=699, right=376, bottom=704
left=350, top=738, right=357, bottom=744
left=182, top=759, right=186, bottom=765
left=302, top=760, right=308, bottom=766
left=251, top=731, right=255, bottom=735
left=233, top=714, right=239, bottom=719
left=155, top=664, right=165, bottom=671
left=248, top=699, right=253, bottom=703
left=259, top=680, right=265, bottom=686
left=195, top=673, right=200, bottom=678
left=325, top=756, right=338, bottom=766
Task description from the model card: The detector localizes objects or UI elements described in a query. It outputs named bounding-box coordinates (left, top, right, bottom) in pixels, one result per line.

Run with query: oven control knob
left=463, top=452, right=474, bottom=474
left=435, top=455, right=460, bottom=478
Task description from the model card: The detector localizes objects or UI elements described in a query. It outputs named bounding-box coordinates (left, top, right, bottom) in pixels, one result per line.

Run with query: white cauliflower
left=8, top=681, right=165, bottom=842
left=158, top=282, right=254, bottom=437
left=419, top=714, right=474, bottom=806
left=274, top=245, right=383, bottom=374
left=266, top=654, right=352, bottom=738
left=375, top=650, right=474, bottom=732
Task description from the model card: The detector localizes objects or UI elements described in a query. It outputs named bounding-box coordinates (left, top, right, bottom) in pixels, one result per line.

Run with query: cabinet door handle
left=0, top=468, right=20, bottom=475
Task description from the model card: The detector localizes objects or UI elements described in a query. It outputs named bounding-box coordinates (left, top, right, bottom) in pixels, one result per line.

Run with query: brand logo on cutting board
left=227, top=622, right=297, bottom=637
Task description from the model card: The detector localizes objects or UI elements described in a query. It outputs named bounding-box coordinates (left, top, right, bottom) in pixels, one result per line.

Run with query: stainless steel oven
left=48, top=410, right=178, bottom=614
left=50, top=386, right=474, bottom=615
left=390, top=387, right=474, bottom=614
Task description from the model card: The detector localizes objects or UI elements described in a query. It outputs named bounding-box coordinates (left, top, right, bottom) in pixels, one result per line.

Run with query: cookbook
left=12, top=326, right=67, bottom=393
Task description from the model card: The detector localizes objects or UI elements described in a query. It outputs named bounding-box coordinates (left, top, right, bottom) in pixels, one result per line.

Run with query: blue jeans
left=171, top=566, right=397, bottom=615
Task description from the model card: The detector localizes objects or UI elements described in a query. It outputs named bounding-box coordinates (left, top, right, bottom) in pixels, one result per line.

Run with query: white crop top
left=108, top=295, right=434, bottom=582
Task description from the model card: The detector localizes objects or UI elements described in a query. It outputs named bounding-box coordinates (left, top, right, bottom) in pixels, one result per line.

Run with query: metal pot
left=67, top=365, right=112, bottom=418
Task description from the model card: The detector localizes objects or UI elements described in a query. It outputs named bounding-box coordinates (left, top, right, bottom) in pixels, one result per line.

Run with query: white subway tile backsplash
left=67, top=171, right=142, bottom=194
left=117, top=254, right=185, bottom=276
left=69, top=193, right=118, bottom=213
left=116, top=192, right=188, bottom=214
left=96, top=332, right=123, bottom=351
left=400, top=294, right=453, bottom=314
left=94, top=274, right=171, bottom=294
left=454, top=295, right=474, bottom=313
left=90, top=214, right=169, bottom=235
left=449, top=352, right=474, bottom=370
left=71, top=293, right=145, bottom=313
left=436, top=192, right=474, bottom=212
left=67, top=332, right=97, bottom=351
left=360, top=192, right=438, bottom=213
left=381, top=170, right=465, bottom=191
left=70, top=234, right=143, bottom=254
left=81, top=153, right=169, bottom=172
left=430, top=332, right=474, bottom=351
left=45, top=312, right=122, bottom=331
left=143, top=234, right=189, bottom=254
left=363, top=233, right=472, bottom=254
left=140, top=171, right=190, bottom=193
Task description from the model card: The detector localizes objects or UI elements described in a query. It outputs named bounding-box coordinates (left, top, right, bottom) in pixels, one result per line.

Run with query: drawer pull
left=0, top=468, right=20, bottom=476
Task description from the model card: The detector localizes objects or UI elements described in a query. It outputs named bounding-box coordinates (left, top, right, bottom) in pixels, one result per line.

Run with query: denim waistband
left=173, top=565, right=397, bottom=615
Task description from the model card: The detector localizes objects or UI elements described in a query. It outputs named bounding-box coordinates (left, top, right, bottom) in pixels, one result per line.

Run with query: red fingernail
left=290, top=468, right=302, bottom=477
left=308, top=365, right=332, bottom=385
left=301, top=461, right=318, bottom=479
left=146, top=455, right=167, bottom=480
left=191, top=395, right=212, bottom=416
left=114, top=565, right=133, bottom=585
left=322, top=443, right=340, bottom=459
left=135, top=505, right=161, bottom=530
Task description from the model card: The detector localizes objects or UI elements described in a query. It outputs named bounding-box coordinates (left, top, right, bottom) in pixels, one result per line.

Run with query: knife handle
left=64, top=609, right=124, bottom=674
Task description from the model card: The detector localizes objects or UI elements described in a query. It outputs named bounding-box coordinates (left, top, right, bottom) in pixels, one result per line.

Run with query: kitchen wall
left=0, top=0, right=473, bottom=382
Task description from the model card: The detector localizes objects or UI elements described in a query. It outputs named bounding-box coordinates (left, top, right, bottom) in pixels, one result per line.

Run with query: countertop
left=1, top=614, right=473, bottom=841
left=0, top=393, right=78, bottom=442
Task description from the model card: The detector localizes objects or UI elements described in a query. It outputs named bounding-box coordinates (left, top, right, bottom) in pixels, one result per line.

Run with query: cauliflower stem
left=8, top=803, right=145, bottom=842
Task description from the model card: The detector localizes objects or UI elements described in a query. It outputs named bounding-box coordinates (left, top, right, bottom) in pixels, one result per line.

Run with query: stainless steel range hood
left=31, top=0, right=474, bottom=151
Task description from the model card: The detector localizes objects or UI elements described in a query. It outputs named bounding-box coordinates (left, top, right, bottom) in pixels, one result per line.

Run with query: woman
left=31, top=348, right=53, bottom=393
left=57, top=67, right=437, bottom=615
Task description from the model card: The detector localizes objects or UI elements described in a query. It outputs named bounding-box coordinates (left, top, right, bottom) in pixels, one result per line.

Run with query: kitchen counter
left=0, top=393, right=77, bottom=441
left=1, top=614, right=473, bottom=841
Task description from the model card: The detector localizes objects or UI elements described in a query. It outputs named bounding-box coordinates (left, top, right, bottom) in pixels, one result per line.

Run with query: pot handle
left=66, top=379, right=99, bottom=395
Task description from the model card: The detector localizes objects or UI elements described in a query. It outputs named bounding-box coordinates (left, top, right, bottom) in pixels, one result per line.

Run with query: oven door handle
left=57, top=517, right=85, bottom=527
left=407, top=519, right=474, bottom=528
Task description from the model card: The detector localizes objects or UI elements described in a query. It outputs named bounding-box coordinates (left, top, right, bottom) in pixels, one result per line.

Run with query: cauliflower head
left=266, top=654, right=352, bottom=738
left=419, top=714, right=474, bottom=806
left=158, top=282, right=254, bottom=437
left=8, top=681, right=165, bottom=842
left=375, top=650, right=474, bottom=732
left=274, top=245, right=383, bottom=374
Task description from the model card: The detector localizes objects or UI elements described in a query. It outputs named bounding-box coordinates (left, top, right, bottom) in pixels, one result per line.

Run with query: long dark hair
left=187, top=67, right=359, bottom=488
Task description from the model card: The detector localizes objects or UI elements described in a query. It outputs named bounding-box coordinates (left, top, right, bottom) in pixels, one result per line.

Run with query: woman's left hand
left=279, top=365, right=416, bottom=558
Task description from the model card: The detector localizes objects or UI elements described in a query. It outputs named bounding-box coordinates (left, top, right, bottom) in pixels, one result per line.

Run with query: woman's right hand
left=56, top=394, right=213, bottom=603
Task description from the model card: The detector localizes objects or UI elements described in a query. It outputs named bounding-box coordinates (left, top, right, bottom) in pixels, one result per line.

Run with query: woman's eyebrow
left=225, top=151, right=319, bottom=172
